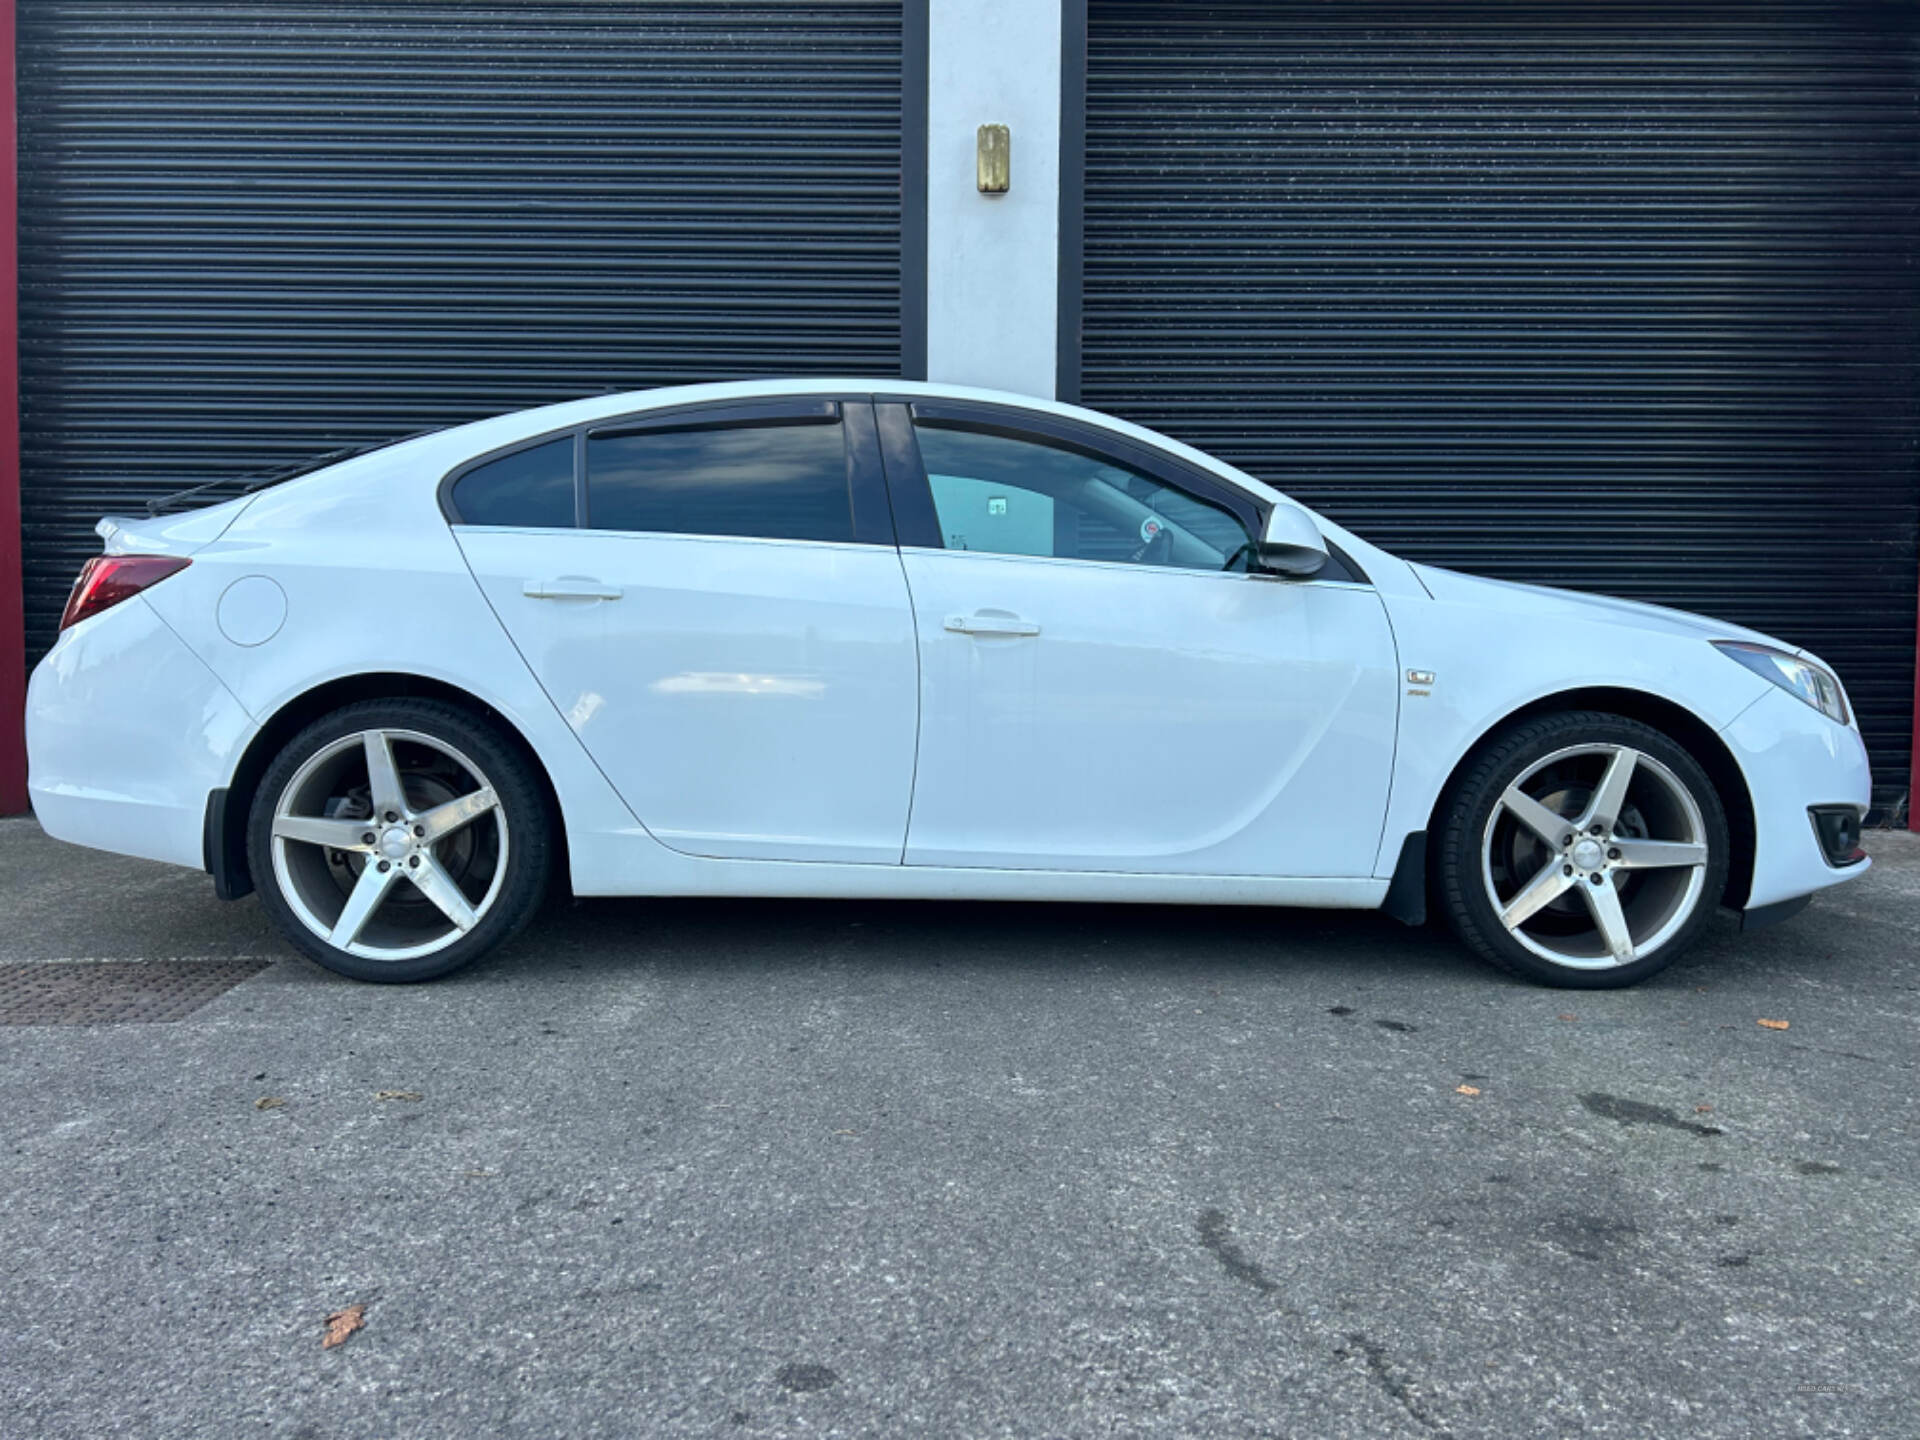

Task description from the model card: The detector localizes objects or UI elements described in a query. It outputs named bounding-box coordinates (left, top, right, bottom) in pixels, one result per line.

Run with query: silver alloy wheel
left=269, top=728, right=509, bottom=961
left=1480, top=742, right=1709, bottom=970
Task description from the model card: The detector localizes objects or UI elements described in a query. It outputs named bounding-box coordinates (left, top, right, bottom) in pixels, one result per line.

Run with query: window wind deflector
left=908, top=399, right=1078, bottom=433
left=907, top=400, right=985, bottom=424
left=589, top=398, right=840, bottom=441
left=908, top=401, right=1181, bottom=479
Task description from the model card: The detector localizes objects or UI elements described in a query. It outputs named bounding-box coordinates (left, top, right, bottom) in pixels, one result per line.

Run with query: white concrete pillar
left=923, top=0, right=1062, bottom=398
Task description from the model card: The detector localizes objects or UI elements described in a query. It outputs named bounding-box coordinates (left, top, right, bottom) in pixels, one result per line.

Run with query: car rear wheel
left=1436, top=711, right=1730, bottom=988
left=246, top=698, right=551, bottom=983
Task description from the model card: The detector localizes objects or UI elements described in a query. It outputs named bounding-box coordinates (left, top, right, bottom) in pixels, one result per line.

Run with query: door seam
left=894, top=545, right=923, bottom=866
left=445, top=530, right=656, bottom=840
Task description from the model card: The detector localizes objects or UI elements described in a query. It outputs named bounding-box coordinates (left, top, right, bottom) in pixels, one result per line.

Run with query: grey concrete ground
left=1, top=817, right=1915, bottom=1440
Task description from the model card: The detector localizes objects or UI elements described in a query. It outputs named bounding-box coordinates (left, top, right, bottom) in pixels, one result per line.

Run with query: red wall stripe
left=0, top=0, right=24, bottom=816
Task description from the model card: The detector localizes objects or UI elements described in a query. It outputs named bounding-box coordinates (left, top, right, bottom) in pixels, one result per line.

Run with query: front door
left=885, top=405, right=1399, bottom=877
left=453, top=399, right=919, bottom=864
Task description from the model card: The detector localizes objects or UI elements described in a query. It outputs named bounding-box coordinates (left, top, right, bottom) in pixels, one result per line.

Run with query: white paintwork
left=27, top=597, right=256, bottom=867
left=24, top=377, right=1874, bottom=946
left=925, top=0, right=1061, bottom=397
left=1723, top=687, right=1873, bottom=907
left=1373, top=561, right=1792, bottom=879
left=458, top=528, right=919, bottom=864
left=97, top=497, right=252, bottom=558
left=215, top=575, right=288, bottom=646
left=547, top=852, right=1390, bottom=910
left=108, top=440, right=662, bottom=899
left=899, top=548, right=1398, bottom=875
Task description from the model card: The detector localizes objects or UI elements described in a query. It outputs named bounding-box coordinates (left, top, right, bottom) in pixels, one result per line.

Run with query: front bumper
left=26, top=598, right=256, bottom=870
left=1719, top=687, right=1871, bottom=911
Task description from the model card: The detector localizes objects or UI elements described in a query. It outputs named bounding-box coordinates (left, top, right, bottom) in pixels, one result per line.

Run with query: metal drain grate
left=0, top=960, right=271, bottom=1025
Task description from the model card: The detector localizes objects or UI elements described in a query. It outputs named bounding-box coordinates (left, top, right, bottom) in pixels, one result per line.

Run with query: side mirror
left=1255, top=503, right=1328, bottom=577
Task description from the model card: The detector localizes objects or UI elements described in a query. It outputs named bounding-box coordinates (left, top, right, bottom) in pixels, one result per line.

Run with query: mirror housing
left=1255, top=503, right=1328, bottom=577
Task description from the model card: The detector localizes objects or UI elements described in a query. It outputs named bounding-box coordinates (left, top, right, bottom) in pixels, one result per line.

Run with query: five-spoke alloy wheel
left=1438, top=712, right=1730, bottom=987
left=247, top=699, right=551, bottom=982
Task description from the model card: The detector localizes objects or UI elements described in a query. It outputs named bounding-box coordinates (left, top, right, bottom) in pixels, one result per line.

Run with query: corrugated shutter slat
left=1083, top=1, right=1919, bottom=800
left=18, top=0, right=903, bottom=657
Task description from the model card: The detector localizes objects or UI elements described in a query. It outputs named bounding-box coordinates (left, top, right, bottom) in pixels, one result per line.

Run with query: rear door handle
left=945, top=613, right=1041, bottom=637
left=524, top=578, right=623, bottom=601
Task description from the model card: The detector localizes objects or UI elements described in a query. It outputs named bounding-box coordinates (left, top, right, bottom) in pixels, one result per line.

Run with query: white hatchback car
left=27, top=381, right=1870, bottom=986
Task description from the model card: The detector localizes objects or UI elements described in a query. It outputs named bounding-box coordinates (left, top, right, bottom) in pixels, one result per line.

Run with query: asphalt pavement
left=2, top=816, right=1915, bottom=1439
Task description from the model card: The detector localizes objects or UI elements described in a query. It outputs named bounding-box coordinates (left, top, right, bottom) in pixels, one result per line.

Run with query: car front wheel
left=1436, top=711, right=1731, bottom=988
left=246, top=698, right=552, bottom=983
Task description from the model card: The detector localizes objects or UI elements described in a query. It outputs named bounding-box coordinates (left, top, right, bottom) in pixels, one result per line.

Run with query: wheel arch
left=210, top=671, right=568, bottom=901
left=1413, top=686, right=1757, bottom=915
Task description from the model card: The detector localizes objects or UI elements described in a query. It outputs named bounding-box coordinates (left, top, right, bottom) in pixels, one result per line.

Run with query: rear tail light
left=59, top=554, right=192, bottom=631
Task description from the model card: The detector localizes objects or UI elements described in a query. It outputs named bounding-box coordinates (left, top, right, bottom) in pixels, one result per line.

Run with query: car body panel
left=1411, top=563, right=1790, bottom=651
left=457, top=526, right=920, bottom=865
left=97, top=494, right=258, bottom=559
left=1722, top=686, right=1872, bottom=906
left=27, top=596, right=256, bottom=867
left=533, top=847, right=1391, bottom=908
left=899, top=547, right=1399, bottom=875
left=25, top=377, right=1874, bottom=932
left=129, top=446, right=668, bottom=897
left=1370, top=567, right=1785, bottom=879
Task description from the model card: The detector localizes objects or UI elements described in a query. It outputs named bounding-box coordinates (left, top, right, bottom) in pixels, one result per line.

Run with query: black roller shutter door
left=17, top=1, right=903, bottom=657
left=1081, top=2, right=1920, bottom=803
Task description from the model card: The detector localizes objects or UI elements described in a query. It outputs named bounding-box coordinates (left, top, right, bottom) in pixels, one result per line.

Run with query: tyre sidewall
left=1438, top=712, right=1731, bottom=989
left=246, top=698, right=551, bottom=983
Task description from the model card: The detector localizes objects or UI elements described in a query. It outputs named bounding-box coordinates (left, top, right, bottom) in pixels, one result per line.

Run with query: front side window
left=449, top=437, right=576, bottom=528
left=586, top=417, right=852, bottom=542
left=912, top=423, right=1253, bottom=572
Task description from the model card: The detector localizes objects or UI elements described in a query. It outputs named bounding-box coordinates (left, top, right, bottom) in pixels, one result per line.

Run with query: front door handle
left=945, top=613, right=1041, bottom=638
left=524, top=578, right=623, bottom=601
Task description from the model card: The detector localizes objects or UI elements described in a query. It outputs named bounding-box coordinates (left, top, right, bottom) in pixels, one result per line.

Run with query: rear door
left=878, top=400, right=1399, bottom=877
left=453, top=397, right=920, bottom=864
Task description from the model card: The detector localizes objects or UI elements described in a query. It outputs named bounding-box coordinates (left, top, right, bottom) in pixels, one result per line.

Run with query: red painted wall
left=0, top=0, right=24, bottom=816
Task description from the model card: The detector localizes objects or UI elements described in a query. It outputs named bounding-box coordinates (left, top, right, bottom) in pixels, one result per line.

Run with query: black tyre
left=246, top=698, right=552, bottom=983
left=1435, top=711, right=1730, bottom=988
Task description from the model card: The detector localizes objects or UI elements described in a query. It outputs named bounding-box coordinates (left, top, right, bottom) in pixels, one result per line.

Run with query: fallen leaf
left=1557, top=1014, right=1577, bottom=1022
left=1455, top=1084, right=1481, bottom=1096
left=1695, top=1104, right=1714, bottom=1114
left=374, top=1090, right=422, bottom=1102
left=254, top=1096, right=285, bottom=1111
left=321, top=1304, right=365, bottom=1349
left=1756, top=1019, right=1790, bottom=1031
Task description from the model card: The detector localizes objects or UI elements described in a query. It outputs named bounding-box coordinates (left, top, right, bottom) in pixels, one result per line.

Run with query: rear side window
left=449, top=438, right=575, bottom=528
left=586, top=418, right=852, bottom=542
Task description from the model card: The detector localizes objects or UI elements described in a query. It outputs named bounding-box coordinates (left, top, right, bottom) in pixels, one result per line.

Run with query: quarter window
left=449, top=438, right=575, bottom=528
left=911, top=423, right=1254, bottom=572
left=586, top=418, right=853, bottom=542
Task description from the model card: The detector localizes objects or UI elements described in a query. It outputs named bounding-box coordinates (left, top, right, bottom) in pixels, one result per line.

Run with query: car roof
left=429, top=378, right=1290, bottom=512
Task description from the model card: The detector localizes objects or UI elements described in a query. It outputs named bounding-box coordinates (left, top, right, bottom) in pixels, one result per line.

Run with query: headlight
left=1713, top=642, right=1849, bottom=725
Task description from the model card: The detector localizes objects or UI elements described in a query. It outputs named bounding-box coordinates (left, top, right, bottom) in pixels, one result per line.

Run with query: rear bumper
left=1720, top=688, right=1872, bottom=911
left=26, top=598, right=256, bottom=870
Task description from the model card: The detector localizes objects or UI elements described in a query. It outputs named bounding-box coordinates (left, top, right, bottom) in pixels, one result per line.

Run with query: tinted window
left=586, top=419, right=852, bottom=542
left=912, top=424, right=1252, bottom=572
left=450, top=438, right=576, bottom=528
